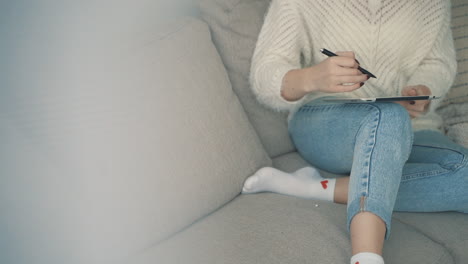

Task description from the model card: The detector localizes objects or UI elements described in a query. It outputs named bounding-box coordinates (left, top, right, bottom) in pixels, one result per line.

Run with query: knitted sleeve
left=406, top=1, right=457, bottom=113
left=249, top=0, right=309, bottom=112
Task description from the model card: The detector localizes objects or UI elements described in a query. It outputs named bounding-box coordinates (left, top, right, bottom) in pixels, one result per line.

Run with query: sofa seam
left=155, top=17, right=195, bottom=41
left=392, top=217, right=456, bottom=263
left=142, top=192, right=242, bottom=251
left=271, top=149, right=299, bottom=160
left=431, top=249, right=452, bottom=264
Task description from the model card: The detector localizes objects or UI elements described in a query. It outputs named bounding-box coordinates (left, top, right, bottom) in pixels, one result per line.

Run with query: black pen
left=320, top=48, right=377, bottom=78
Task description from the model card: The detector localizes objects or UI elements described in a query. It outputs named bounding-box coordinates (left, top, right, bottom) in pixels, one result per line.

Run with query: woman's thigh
left=288, top=99, right=411, bottom=174
left=288, top=101, right=365, bottom=174
left=395, top=130, right=468, bottom=213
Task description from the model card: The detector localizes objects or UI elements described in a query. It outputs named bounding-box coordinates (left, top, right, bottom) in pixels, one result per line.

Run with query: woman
left=242, top=1, right=468, bottom=263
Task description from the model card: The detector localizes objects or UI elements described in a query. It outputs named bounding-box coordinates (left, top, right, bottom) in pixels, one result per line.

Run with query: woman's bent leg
left=345, top=103, right=413, bottom=240
left=395, top=130, right=468, bottom=213
left=289, top=101, right=413, bottom=255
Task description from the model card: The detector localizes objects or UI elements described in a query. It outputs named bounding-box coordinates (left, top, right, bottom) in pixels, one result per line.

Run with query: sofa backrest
left=141, top=16, right=271, bottom=245
left=1, top=10, right=270, bottom=264
left=198, top=0, right=468, bottom=156
left=199, top=0, right=295, bottom=158
left=435, top=1, right=468, bottom=147
left=443, top=0, right=468, bottom=106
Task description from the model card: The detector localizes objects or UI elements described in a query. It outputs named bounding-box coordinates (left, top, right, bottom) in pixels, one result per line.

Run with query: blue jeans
left=288, top=99, right=468, bottom=239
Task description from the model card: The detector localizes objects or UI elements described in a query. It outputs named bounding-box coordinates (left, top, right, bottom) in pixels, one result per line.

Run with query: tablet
left=323, top=95, right=440, bottom=103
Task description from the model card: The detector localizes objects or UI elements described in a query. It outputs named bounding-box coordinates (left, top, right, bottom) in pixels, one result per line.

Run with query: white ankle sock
left=242, top=166, right=335, bottom=201
left=350, top=252, right=384, bottom=264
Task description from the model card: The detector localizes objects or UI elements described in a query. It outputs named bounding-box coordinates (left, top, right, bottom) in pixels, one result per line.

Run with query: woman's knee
left=370, top=103, right=412, bottom=138
left=361, top=103, right=413, bottom=158
left=375, top=102, right=411, bottom=127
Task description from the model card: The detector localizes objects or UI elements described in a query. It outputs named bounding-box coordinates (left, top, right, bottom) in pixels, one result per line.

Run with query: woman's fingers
left=401, top=87, right=417, bottom=96
left=332, top=75, right=368, bottom=86
left=395, top=101, right=420, bottom=118
left=407, top=110, right=420, bottom=118
left=413, top=101, right=428, bottom=112
left=402, top=87, right=428, bottom=110
left=335, top=82, right=363, bottom=92
left=402, top=85, right=432, bottom=97
left=401, top=99, right=426, bottom=112
left=335, top=67, right=362, bottom=76
left=335, top=51, right=355, bottom=57
left=401, top=85, right=432, bottom=113
left=323, top=60, right=368, bottom=90
left=334, top=51, right=362, bottom=69
left=403, top=102, right=425, bottom=114
left=329, top=56, right=359, bottom=69
left=415, top=85, right=432, bottom=96
left=309, top=51, right=368, bottom=93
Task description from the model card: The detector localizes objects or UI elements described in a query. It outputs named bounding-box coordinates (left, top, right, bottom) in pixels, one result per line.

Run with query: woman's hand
left=302, top=51, right=369, bottom=93
left=280, top=51, right=368, bottom=102
left=395, top=85, right=432, bottom=118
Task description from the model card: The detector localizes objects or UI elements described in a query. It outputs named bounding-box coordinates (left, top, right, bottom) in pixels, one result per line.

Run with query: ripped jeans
left=288, top=99, right=468, bottom=239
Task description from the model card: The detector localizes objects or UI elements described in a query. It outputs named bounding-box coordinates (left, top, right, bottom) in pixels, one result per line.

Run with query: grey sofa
left=137, top=1, right=468, bottom=262
left=1, top=1, right=467, bottom=264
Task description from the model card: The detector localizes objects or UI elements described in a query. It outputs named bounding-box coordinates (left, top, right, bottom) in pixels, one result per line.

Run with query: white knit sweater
left=250, top=0, right=457, bottom=131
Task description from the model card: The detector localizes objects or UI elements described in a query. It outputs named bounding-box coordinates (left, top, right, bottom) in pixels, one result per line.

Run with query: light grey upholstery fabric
left=437, top=0, right=468, bottom=148
left=134, top=193, right=453, bottom=264
left=441, top=0, right=468, bottom=106
left=393, top=212, right=468, bottom=264
left=143, top=16, right=271, bottom=244
left=198, top=0, right=295, bottom=158
left=438, top=103, right=468, bottom=147
left=1, top=15, right=270, bottom=263
left=272, top=152, right=468, bottom=263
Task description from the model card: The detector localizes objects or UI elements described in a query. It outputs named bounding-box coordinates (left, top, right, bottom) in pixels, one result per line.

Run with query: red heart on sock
left=320, top=180, right=328, bottom=189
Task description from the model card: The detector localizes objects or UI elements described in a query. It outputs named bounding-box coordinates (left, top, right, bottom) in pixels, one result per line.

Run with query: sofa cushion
left=133, top=193, right=453, bottom=264
left=198, top=0, right=296, bottom=158
left=1, top=15, right=270, bottom=263
left=438, top=103, right=468, bottom=147
left=393, top=212, right=468, bottom=264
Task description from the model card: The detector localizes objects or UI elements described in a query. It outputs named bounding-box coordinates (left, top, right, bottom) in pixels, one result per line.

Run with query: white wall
left=0, top=1, right=200, bottom=264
